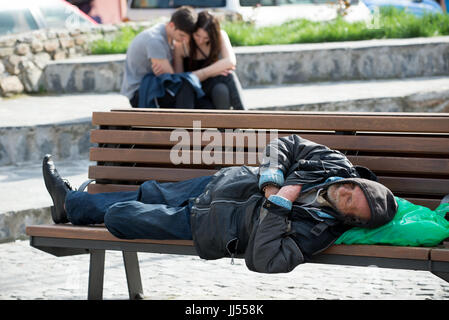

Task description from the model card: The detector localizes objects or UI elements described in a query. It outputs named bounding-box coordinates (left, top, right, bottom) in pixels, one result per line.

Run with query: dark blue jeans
left=65, top=175, right=213, bottom=240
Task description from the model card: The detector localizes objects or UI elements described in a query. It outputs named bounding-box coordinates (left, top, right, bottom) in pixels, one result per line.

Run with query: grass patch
left=222, top=7, right=449, bottom=45
left=90, top=26, right=144, bottom=54
left=89, top=8, right=449, bottom=54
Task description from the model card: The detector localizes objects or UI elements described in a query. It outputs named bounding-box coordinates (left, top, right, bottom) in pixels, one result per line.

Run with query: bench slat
left=89, top=148, right=449, bottom=175
left=89, top=163, right=449, bottom=183
left=347, top=156, right=449, bottom=175
left=431, top=248, right=449, bottom=262
left=111, top=109, right=449, bottom=116
left=26, top=224, right=193, bottom=246
left=89, top=166, right=216, bottom=182
left=88, top=165, right=448, bottom=196
left=91, top=130, right=449, bottom=155
left=26, top=225, right=432, bottom=261
left=379, top=177, right=449, bottom=196
left=88, top=184, right=139, bottom=193
left=92, top=111, right=449, bottom=133
left=322, top=244, right=430, bottom=260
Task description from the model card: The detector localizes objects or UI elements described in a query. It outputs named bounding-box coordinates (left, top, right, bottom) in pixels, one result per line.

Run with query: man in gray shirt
left=120, top=6, right=198, bottom=108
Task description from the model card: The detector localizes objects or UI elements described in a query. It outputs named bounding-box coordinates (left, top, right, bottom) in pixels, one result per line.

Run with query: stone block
left=67, top=47, right=78, bottom=58
left=19, top=60, right=43, bottom=92
left=30, top=39, right=44, bottom=53
left=46, top=30, right=57, bottom=39
left=0, top=76, right=24, bottom=96
left=74, top=35, right=86, bottom=46
left=69, top=29, right=81, bottom=37
left=0, top=36, right=16, bottom=47
left=32, top=52, right=51, bottom=70
left=56, top=30, right=70, bottom=38
left=30, top=30, right=47, bottom=41
left=0, top=47, right=14, bottom=58
left=53, top=50, right=66, bottom=61
left=59, top=38, right=74, bottom=49
left=15, top=43, right=30, bottom=56
left=5, top=54, right=22, bottom=75
left=44, top=39, right=60, bottom=53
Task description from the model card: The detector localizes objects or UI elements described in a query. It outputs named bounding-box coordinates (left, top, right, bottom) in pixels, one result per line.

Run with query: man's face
left=326, top=183, right=371, bottom=221
left=173, top=28, right=190, bottom=43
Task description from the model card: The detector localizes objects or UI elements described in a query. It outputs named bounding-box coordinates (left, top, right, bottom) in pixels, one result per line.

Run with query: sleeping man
left=43, top=134, right=398, bottom=273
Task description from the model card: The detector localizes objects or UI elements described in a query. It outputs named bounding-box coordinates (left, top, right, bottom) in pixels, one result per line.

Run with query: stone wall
left=40, top=36, right=449, bottom=93
left=0, top=22, right=152, bottom=97
left=234, top=37, right=449, bottom=87
left=0, top=121, right=93, bottom=166
left=2, top=23, right=449, bottom=97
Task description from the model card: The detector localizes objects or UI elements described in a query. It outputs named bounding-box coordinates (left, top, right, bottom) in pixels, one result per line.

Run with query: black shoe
left=42, top=155, right=72, bottom=224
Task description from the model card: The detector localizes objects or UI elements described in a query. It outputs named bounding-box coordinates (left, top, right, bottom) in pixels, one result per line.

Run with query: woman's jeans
left=65, top=175, right=213, bottom=240
left=197, top=72, right=246, bottom=110
left=130, top=73, right=245, bottom=110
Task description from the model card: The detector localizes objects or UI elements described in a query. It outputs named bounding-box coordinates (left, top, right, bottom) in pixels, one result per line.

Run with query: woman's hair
left=189, top=11, right=222, bottom=68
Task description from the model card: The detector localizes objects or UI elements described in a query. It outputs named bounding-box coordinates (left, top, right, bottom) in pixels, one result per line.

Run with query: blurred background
left=0, top=0, right=446, bottom=37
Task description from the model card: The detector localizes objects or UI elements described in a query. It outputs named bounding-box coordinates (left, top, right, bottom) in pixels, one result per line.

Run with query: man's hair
left=170, top=6, right=197, bottom=34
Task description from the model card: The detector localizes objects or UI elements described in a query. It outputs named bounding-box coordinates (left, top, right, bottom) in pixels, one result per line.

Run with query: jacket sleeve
left=245, top=201, right=304, bottom=273
left=259, top=134, right=356, bottom=189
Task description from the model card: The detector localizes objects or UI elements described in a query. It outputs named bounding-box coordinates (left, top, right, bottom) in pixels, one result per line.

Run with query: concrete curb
left=0, top=207, right=51, bottom=244
left=0, top=121, right=93, bottom=166
left=256, top=89, right=449, bottom=112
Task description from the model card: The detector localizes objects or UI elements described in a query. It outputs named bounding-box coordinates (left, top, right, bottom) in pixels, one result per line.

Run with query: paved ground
left=1, top=240, right=449, bottom=300
left=1, top=77, right=449, bottom=300
left=1, top=76, right=449, bottom=127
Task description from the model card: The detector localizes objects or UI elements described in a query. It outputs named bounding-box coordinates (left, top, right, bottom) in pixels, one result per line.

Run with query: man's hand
left=264, top=184, right=302, bottom=202
left=152, top=60, right=164, bottom=76
left=151, top=58, right=174, bottom=76
left=264, top=185, right=280, bottom=199
left=263, top=184, right=302, bottom=212
left=277, top=185, right=302, bottom=202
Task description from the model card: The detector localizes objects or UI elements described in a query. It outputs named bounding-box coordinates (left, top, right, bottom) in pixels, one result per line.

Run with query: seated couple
left=121, top=6, right=245, bottom=110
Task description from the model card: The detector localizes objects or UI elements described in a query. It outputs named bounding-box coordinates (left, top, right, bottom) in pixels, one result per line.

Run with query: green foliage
left=89, top=8, right=449, bottom=54
left=222, top=7, right=449, bottom=46
left=90, top=26, right=143, bottom=54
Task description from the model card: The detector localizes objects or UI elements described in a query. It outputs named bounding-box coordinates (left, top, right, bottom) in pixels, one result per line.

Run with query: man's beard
left=325, top=185, right=339, bottom=209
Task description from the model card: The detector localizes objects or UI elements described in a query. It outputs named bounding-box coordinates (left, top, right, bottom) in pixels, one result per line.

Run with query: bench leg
left=432, top=271, right=449, bottom=283
left=123, top=251, right=144, bottom=300
left=430, top=260, right=449, bottom=284
left=88, top=249, right=105, bottom=300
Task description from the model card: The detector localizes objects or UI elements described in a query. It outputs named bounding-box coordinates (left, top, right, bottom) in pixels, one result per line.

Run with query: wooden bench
left=26, top=109, right=449, bottom=300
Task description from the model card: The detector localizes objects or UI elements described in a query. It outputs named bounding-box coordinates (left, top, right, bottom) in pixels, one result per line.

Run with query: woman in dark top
left=173, top=11, right=245, bottom=110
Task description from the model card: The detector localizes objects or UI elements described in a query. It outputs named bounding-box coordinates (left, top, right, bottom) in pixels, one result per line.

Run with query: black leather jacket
left=190, top=135, right=389, bottom=273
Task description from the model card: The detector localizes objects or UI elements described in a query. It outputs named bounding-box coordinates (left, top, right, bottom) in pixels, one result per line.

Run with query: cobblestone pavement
left=1, top=240, right=449, bottom=300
